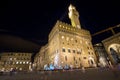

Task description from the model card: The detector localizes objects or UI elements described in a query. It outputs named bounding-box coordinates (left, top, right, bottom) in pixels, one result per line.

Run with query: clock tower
left=68, top=4, right=81, bottom=29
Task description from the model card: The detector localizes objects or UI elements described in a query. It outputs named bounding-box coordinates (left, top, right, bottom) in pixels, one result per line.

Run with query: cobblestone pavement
left=0, top=68, right=120, bottom=80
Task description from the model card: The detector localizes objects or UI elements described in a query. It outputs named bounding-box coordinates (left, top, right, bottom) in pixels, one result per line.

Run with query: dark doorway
left=110, top=48, right=120, bottom=64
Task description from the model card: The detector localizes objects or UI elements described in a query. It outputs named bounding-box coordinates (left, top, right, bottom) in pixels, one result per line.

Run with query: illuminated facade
left=0, top=52, right=32, bottom=71
left=34, top=44, right=49, bottom=70
left=34, top=4, right=97, bottom=70
left=102, top=32, right=120, bottom=65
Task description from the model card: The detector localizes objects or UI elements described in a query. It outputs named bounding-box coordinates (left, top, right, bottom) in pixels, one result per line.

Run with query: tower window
left=83, top=57, right=86, bottom=59
left=62, top=48, right=65, bottom=52
left=75, top=40, right=77, bottom=43
left=68, top=49, right=71, bottom=53
left=88, top=52, right=90, bottom=55
left=73, top=50, right=75, bottom=53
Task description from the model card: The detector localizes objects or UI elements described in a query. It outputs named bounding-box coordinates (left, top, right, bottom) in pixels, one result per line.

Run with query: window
left=83, top=57, right=86, bottom=59
left=23, top=62, right=25, bottom=64
left=87, top=46, right=89, bottom=49
left=65, top=56, right=67, bottom=61
left=66, top=37, right=69, bottom=41
left=62, top=36, right=64, bottom=39
left=80, top=40, right=82, bottom=43
left=73, top=57, right=75, bottom=61
left=73, top=50, right=75, bottom=53
left=20, top=62, right=22, bottom=64
left=71, top=38, right=73, bottom=40
left=62, top=48, right=65, bottom=52
left=88, top=52, right=90, bottom=55
left=16, top=62, right=19, bottom=64
left=77, top=51, right=80, bottom=54
left=68, top=49, right=71, bottom=53
left=75, top=40, right=77, bottom=43
left=26, top=62, right=29, bottom=64
left=77, top=49, right=82, bottom=54
left=76, top=61, right=77, bottom=64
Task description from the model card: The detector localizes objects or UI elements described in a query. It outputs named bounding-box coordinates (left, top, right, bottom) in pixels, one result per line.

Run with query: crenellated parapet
left=49, top=20, right=91, bottom=41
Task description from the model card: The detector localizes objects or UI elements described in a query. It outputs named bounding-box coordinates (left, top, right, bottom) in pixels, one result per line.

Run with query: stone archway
left=88, top=57, right=96, bottom=67
left=108, top=44, right=120, bottom=64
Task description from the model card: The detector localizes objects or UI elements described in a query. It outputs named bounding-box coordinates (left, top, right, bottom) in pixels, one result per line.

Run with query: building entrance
left=110, top=48, right=120, bottom=64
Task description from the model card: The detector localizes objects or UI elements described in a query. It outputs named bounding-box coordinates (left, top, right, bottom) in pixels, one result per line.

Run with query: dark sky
left=0, top=0, right=120, bottom=52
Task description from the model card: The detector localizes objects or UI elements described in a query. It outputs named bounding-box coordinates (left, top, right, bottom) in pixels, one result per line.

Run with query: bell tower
left=68, top=4, right=81, bottom=29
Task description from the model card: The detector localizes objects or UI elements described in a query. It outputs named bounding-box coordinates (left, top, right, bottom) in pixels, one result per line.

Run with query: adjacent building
left=102, top=32, right=120, bottom=65
left=0, top=52, right=32, bottom=71
left=34, top=4, right=97, bottom=70
left=93, top=43, right=109, bottom=67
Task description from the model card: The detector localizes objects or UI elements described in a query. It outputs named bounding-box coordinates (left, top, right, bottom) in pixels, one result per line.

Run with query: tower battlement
left=49, top=20, right=91, bottom=41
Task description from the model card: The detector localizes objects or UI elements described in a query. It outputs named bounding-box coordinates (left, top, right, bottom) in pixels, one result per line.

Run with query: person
left=82, top=67, right=85, bottom=73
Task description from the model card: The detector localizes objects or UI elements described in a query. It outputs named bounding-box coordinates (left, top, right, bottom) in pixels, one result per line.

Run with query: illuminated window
left=86, top=41, right=88, bottom=44
left=10, top=58, right=12, bottom=60
left=66, top=37, right=69, bottom=41
left=26, top=62, right=29, bottom=64
left=23, top=62, right=25, bottom=64
left=66, top=27, right=67, bottom=29
left=14, top=58, right=16, bottom=60
left=62, top=36, right=64, bottom=39
left=77, top=49, right=82, bottom=54
left=71, top=38, right=73, bottom=40
left=80, top=40, right=82, bottom=43
left=16, top=62, right=19, bottom=64
left=20, top=62, right=22, bottom=64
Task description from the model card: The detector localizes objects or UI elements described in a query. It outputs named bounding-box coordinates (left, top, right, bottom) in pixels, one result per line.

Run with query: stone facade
left=34, top=4, right=97, bottom=70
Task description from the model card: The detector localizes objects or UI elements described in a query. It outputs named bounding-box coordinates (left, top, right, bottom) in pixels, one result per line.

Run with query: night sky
left=0, top=0, right=120, bottom=52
